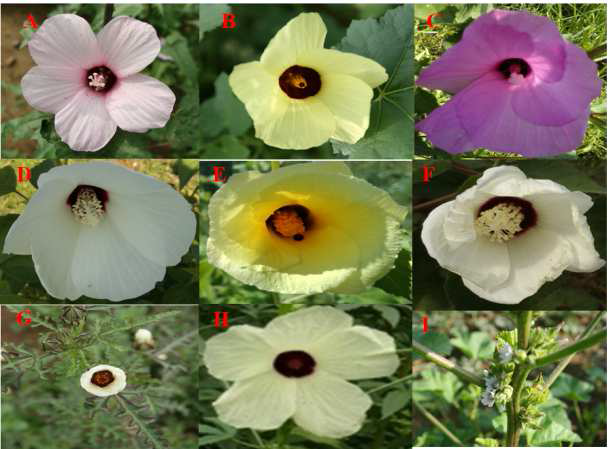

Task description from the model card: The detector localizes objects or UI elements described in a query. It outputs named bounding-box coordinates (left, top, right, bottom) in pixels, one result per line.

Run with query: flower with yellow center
left=206, top=162, right=407, bottom=294
left=229, top=13, right=388, bottom=150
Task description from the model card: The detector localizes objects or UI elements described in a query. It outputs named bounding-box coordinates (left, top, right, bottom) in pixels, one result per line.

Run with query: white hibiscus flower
left=203, top=306, right=400, bottom=438
left=80, top=364, right=126, bottom=397
left=3, top=162, right=196, bottom=301
left=422, top=166, right=604, bottom=304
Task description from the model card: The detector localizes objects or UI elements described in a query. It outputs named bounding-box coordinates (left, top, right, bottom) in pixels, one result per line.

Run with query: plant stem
left=413, top=192, right=458, bottom=212
left=532, top=329, right=606, bottom=368
left=413, top=341, right=482, bottom=385
left=506, top=311, right=533, bottom=447
left=249, top=429, right=265, bottom=448
left=414, top=401, right=465, bottom=446
left=545, top=311, right=605, bottom=388
left=366, top=374, right=411, bottom=394
left=115, top=395, right=166, bottom=449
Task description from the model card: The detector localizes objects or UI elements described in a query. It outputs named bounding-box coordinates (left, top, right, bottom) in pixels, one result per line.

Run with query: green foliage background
left=412, top=311, right=606, bottom=446
left=413, top=160, right=606, bottom=310
left=414, top=3, right=607, bottom=160
left=199, top=304, right=411, bottom=449
left=199, top=4, right=414, bottom=159
left=0, top=159, right=199, bottom=303
left=2, top=305, right=199, bottom=449
left=1, top=4, right=199, bottom=158
left=200, top=161, right=411, bottom=305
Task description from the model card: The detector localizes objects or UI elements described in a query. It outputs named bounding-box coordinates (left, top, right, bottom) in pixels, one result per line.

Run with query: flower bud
left=134, top=328, right=155, bottom=349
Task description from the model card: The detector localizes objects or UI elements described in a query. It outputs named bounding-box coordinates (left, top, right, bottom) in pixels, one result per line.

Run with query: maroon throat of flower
left=273, top=350, right=316, bottom=377
left=497, top=58, right=531, bottom=84
left=474, top=196, right=537, bottom=243
left=86, top=66, right=117, bottom=93
left=278, top=65, right=321, bottom=99
left=67, top=185, right=109, bottom=226
left=266, top=204, right=312, bottom=242
left=91, top=369, right=115, bottom=387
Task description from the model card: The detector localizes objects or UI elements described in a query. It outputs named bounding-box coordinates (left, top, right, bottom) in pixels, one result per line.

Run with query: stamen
left=91, top=370, right=114, bottom=387
left=71, top=187, right=105, bottom=226
left=289, top=73, right=307, bottom=89
left=266, top=205, right=311, bottom=241
left=475, top=203, right=524, bottom=243
left=88, top=72, right=107, bottom=91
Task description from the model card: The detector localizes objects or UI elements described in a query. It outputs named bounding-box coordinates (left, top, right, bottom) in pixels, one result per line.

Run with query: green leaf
left=450, top=330, right=495, bottom=360
left=172, top=160, right=197, bottom=190
left=519, top=160, right=605, bottom=194
left=163, top=32, right=198, bottom=86
left=290, top=427, right=344, bottom=448
left=199, top=418, right=237, bottom=445
left=414, top=331, right=452, bottom=356
left=199, top=4, right=231, bottom=39
left=332, top=5, right=413, bottom=158
left=113, top=4, right=143, bottom=17
left=0, top=166, right=17, bottom=196
left=413, top=366, right=463, bottom=405
left=201, top=135, right=250, bottom=159
left=30, top=160, right=56, bottom=189
left=372, top=305, right=401, bottom=327
left=381, top=389, right=410, bottom=418
left=374, top=248, right=410, bottom=298
left=551, top=373, right=594, bottom=402
left=526, top=415, right=582, bottom=446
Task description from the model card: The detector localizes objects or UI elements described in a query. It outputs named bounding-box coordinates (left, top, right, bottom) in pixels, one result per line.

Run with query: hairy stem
left=533, top=329, right=606, bottom=368
left=413, top=341, right=482, bottom=385
left=115, top=395, right=166, bottom=449
left=415, top=401, right=465, bottom=446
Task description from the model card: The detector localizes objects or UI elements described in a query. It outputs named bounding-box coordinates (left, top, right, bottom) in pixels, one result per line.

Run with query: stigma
left=475, top=203, right=524, bottom=242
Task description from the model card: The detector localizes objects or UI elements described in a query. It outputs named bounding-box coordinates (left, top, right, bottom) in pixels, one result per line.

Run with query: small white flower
left=422, top=166, right=605, bottom=304
left=134, top=328, right=155, bottom=349
left=203, top=306, right=400, bottom=438
left=80, top=364, right=126, bottom=397
left=484, top=375, right=498, bottom=389
left=499, top=342, right=513, bottom=363
left=481, top=388, right=496, bottom=407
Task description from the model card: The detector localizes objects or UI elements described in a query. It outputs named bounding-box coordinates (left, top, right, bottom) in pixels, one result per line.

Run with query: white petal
left=29, top=14, right=102, bottom=69
left=528, top=192, right=604, bottom=272
left=293, top=370, right=372, bottom=438
left=261, top=13, right=326, bottom=76
left=69, top=219, right=166, bottom=301
left=464, top=229, right=573, bottom=304
left=229, top=61, right=277, bottom=122
left=264, top=306, right=353, bottom=348
left=80, top=364, right=127, bottom=397
left=55, top=89, right=117, bottom=152
left=254, top=93, right=335, bottom=149
left=213, top=372, right=296, bottom=431
left=21, top=66, right=83, bottom=114
left=422, top=202, right=511, bottom=289
left=316, top=73, right=373, bottom=144
left=311, top=326, right=399, bottom=380
left=204, top=325, right=277, bottom=381
left=298, top=48, right=388, bottom=88
left=97, top=16, right=160, bottom=77
left=106, top=74, right=175, bottom=132
left=105, top=182, right=195, bottom=266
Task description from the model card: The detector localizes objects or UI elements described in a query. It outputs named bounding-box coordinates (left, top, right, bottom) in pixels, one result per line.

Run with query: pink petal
left=28, top=14, right=102, bottom=69
left=106, top=74, right=175, bottom=132
left=416, top=72, right=590, bottom=157
left=97, top=16, right=161, bottom=77
left=21, top=66, right=83, bottom=113
left=55, top=89, right=117, bottom=151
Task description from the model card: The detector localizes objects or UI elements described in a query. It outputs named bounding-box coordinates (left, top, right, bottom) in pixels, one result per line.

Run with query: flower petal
left=316, top=73, right=373, bottom=144
left=204, top=325, right=278, bottom=381
left=527, top=192, right=604, bottom=272
left=28, top=14, right=102, bottom=69
left=260, top=13, right=326, bottom=76
left=68, top=218, right=167, bottom=301
left=96, top=16, right=161, bottom=77
left=213, top=372, right=296, bottom=431
left=311, top=325, right=399, bottom=380
left=106, top=74, right=175, bottom=133
left=21, top=66, right=83, bottom=114
left=55, top=89, right=117, bottom=152
left=229, top=61, right=277, bottom=121
left=463, top=228, right=572, bottom=304
left=299, top=48, right=388, bottom=88
left=293, top=370, right=372, bottom=438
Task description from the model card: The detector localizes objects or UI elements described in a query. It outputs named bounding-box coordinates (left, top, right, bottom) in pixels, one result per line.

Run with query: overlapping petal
left=21, top=66, right=84, bottom=114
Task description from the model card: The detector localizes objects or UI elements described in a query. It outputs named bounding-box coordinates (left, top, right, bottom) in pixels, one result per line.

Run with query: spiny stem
left=115, top=394, right=166, bottom=449
left=415, top=401, right=465, bottom=446
left=413, top=341, right=482, bottom=385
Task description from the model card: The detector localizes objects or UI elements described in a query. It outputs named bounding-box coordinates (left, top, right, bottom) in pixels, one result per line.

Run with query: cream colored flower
left=203, top=306, right=400, bottom=438
left=80, top=364, right=126, bottom=397
left=134, top=328, right=155, bottom=349
left=206, top=162, right=407, bottom=294
left=229, top=13, right=388, bottom=150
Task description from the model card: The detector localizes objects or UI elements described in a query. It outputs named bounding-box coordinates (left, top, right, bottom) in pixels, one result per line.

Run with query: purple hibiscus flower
left=416, top=9, right=602, bottom=157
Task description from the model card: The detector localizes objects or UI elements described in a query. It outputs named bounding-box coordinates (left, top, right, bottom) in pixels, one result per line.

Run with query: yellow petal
left=260, top=13, right=327, bottom=76
left=228, top=61, right=276, bottom=120
left=298, top=48, right=388, bottom=88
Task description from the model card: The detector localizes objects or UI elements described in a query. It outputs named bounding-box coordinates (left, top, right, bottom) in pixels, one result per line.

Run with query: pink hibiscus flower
left=21, top=14, right=176, bottom=152
left=416, top=9, right=602, bottom=157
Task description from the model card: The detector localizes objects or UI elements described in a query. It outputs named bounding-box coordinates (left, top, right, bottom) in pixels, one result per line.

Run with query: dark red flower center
left=279, top=66, right=321, bottom=99
left=497, top=58, right=531, bottom=79
left=477, top=196, right=537, bottom=240
left=266, top=205, right=312, bottom=241
left=67, top=185, right=109, bottom=209
left=91, top=369, right=115, bottom=387
left=273, top=350, right=316, bottom=377
left=86, top=66, right=117, bottom=93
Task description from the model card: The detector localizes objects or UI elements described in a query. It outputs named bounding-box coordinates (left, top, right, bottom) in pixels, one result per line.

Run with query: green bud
left=516, top=349, right=527, bottom=361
